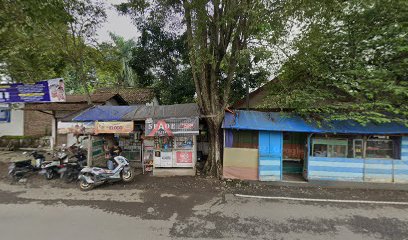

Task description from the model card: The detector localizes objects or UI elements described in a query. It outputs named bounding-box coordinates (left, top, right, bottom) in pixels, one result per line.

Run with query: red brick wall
left=24, top=110, right=53, bottom=137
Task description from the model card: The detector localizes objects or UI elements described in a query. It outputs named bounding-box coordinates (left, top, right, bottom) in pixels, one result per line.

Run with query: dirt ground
left=3, top=156, right=408, bottom=204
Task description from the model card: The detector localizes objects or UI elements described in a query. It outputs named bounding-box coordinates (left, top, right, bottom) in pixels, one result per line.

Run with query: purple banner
left=0, top=78, right=66, bottom=103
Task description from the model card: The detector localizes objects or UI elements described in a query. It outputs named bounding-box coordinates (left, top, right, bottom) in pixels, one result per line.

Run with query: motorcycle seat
left=93, top=168, right=113, bottom=174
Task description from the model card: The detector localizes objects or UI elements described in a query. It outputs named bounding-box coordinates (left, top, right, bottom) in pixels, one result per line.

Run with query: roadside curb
left=239, top=179, right=408, bottom=191
left=235, top=194, right=408, bottom=205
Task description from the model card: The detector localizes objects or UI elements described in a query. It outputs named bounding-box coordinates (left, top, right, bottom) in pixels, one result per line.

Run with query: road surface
left=1, top=176, right=408, bottom=240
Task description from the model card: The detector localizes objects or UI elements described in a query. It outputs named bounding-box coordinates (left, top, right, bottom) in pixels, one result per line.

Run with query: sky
left=96, top=0, right=141, bottom=43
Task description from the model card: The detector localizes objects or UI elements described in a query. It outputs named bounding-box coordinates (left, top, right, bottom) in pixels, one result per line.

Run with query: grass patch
left=0, top=136, right=39, bottom=140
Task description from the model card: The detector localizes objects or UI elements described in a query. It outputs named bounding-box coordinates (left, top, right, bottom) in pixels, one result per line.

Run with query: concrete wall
left=223, top=148, right=258, bottom=180
left=0, top=106, right=24, bottom=137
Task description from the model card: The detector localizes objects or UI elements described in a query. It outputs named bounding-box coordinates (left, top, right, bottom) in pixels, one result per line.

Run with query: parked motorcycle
left=59, top=146, right=87, bottom=183
left=8, top=151, right=46, bottom=180
left=40, top=145, right=69, bottom=180
left=78, top=155, right=134, bottom=191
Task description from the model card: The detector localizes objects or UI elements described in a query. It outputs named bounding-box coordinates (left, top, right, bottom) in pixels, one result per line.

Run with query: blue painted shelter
left=222, top=110, right=408, bottom=183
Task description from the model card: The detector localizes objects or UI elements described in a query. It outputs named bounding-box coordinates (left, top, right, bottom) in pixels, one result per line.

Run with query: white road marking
left=235, top=194, right=408, bottom=205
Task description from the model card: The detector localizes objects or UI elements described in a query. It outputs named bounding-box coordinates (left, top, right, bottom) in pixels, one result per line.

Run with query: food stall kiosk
left=143, top=117, right=199, bottom=175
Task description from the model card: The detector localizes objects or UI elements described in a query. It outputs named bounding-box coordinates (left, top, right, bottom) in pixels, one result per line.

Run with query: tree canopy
left=263, top=0, right=408, bottom=125
left=0, top=0, right=69, bottom=82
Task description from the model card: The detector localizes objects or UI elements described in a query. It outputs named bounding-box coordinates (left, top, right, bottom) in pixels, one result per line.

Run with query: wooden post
left=193, top=135, right=197, bottom=174
left=87, top=134, right=92, bottom=167
left=51, top=111, right=57, bottom=150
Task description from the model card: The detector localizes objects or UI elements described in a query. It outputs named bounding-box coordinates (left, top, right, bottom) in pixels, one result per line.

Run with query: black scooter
left=60, top=149, right=87, bottom=183
left=8, top=151, right=45, bottom=180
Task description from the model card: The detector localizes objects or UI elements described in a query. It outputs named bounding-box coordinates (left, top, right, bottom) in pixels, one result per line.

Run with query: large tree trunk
left=205, top=115, right=224, bottom=177
left=183, top=0, right=247, bottom=177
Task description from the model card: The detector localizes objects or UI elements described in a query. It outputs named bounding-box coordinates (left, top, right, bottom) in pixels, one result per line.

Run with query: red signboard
left=145, top=117, right=199, bottom=136
left=176, top=151, right=193, bottom=163
left=146, top=119, right=174, bottom=137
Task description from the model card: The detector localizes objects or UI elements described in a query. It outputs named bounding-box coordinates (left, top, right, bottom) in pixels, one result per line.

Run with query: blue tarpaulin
left=69, top=103, right=200, bottom=122
left=72, top=106, right=135, bottom=122
left=222, top=110, right=408, bottom=134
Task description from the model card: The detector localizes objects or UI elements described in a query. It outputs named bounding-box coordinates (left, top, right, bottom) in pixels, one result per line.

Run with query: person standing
left=107, top=141, right=122, bottom=170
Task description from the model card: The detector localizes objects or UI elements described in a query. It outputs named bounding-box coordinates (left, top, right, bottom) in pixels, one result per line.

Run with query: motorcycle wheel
left=79, top=180, right=94, bottom=191
left=45, top=169, right=55, bottom=180
left=121, top=168, right=135, bottom=182
left=8, top=171, right=19, bottom=181
left=64, top=173, right=76, bottom=183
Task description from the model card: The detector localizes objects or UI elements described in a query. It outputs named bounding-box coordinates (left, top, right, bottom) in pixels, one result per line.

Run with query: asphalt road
left=1, top=178, right=408, bottom=240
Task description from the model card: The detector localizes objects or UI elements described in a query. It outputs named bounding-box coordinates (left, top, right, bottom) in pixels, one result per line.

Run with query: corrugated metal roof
left=223, top=110, right=408, bottom=134
left=72, top=106, right=135, bottom=121
left=70, top=103, right=200, bottom=122
left=122, top=103, right=200, bottom=120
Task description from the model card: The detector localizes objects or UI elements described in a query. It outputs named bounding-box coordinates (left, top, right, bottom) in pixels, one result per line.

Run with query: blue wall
left=259, top=131, right=282, bottom=181
left=308, top=136, right=408, bottom=183
left=308, top=157, right=364, bottom=181
left=394, top=137, right=408, bottom=183
left=253, top=132, right=408, bottom=183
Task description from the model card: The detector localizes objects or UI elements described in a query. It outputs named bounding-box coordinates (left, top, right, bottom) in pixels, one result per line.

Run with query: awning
left=71, top=106, right=135, bottom=121
left=223, top=110, right=408, bottom=135
left=69, top=103, right=200, bottom=122
left=122, top=103, right=200, bottom=120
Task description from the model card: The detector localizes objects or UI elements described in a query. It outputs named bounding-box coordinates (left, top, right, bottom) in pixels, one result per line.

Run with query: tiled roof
left=65, top=93, right=120, bottom=103
left=95, top=87, right=156, bottom=104
left=24, top=93, right=127, bottom=111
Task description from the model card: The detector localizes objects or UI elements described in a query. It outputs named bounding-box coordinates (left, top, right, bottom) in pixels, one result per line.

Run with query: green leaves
left=264, top=0, right=408, bottom=126
left=0, top=0, right=106, bottom=95
left=0, top=0, right=69, bottom=82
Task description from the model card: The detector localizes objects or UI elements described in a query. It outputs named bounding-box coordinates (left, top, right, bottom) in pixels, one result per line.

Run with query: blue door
left=259, top=131, right=283, bottom=181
